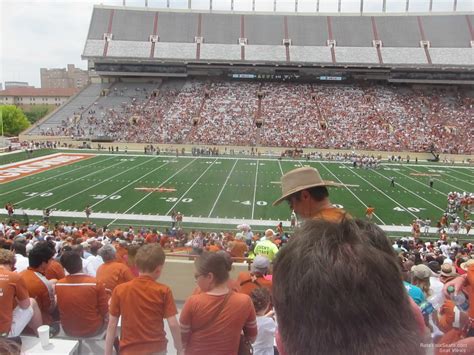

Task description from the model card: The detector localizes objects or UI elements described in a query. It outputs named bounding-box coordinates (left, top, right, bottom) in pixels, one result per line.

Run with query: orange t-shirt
left=0, top=269, right=29, bottom=334
left=20, top=268, right=55, bottom=325
left=115, top=246, right=128, bottom=264
left=45, top=260, right=65, bottom=280
left=180, top=292, right=257, bottom=355
left=109, top=275, right=178, bottom=355
left=229, top=241, right=248, bottom=258
left=206, top=245, right=221, bottom=253
left=192, top=279, right=241, bottom=295
left=237, top=271, right=273, bottom=296
left=313, top=207, right=350, bottom=222
left=96, top=261, right=134, bottom=294
left=55, top=274, right=108, bottom=337
left=366, top=207, right=375, bottom=215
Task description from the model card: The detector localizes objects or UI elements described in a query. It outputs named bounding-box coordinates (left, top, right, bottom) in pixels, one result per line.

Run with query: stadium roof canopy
left=82, top=5, right=473, bottom=71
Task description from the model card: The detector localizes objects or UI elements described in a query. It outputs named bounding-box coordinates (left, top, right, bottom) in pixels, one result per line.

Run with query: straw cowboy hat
left=273, top=167, right=344, bottom=206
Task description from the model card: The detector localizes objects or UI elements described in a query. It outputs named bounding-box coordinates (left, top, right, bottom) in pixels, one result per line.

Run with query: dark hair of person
left=273, top=219, right=422, bottom=355
left=195, top=251, right=231, bottom=285
left=12, top=241, right=27, bottom=257
left=291, top=186, right=329, bottom=203
left=60, top=251, right=83, bottom=274
left=28, top=241, right=55, bottom=268
left=250, top=287, right=271, bottom=313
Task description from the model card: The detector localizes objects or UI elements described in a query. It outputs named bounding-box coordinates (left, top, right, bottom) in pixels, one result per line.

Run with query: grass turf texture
left=1, top=152, right=472, bottom=232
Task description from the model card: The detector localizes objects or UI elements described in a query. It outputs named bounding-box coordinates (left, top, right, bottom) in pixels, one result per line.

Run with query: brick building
left=40, top=64, right=89, bottom=89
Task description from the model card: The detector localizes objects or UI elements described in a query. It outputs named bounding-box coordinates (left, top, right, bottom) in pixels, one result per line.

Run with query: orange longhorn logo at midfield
left=134, top=187, right=177, bottom=193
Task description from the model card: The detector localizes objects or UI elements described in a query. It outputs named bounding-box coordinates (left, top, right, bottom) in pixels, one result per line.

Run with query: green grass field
left=1, top=151, right=472, bottom=233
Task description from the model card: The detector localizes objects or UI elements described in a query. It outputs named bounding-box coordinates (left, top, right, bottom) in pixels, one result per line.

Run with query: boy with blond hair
left=105, top=244, right=183, bottom=355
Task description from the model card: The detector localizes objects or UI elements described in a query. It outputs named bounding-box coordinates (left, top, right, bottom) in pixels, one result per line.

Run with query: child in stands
left=104, top=244, right=183, bottom=355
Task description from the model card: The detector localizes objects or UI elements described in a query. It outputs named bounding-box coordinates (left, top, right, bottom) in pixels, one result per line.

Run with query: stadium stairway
left=27, top=83, right=110, bottom=135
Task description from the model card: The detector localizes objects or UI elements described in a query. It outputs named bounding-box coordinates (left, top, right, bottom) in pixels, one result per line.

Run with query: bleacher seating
left=27, top=79, right=473, bottom=154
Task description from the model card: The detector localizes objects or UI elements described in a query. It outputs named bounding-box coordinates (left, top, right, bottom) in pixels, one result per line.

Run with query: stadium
left=0, top=0, right=473, bottom=354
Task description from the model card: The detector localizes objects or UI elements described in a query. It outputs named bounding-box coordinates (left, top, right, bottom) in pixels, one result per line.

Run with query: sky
left=0, top=0, right=471, bottom=89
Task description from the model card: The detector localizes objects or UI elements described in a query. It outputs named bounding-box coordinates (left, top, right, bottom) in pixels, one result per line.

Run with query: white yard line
left=371, top=169, right=445, bottom=213
left=91, top=158, right=167, bottom=208
left=4, top=208, right=454, bottom=234
left=0, top=155, right=116, bottom=197
left=208, top=159, right=239, bottom=217
left=347, top=168, right=418, bottom=219
left=447, top=167, right=474, bottom=179
left=404, top=165, right=472, bottom=191
left=45, top=158, right=155, bottom=209
left=318, top=162, right=386, bottom=225
left=445, top=167, right=474, bottom=185
left=251, top=160, right=259, bottom=219
left=166, top=159, right=218, bottom=215
left=277, top=160, right=284, bottom=175
left=108, top=158, right=198, bottom=225
left=14, top=159, right=129, bottom=205
left=40, top=150, right=474, bottom=168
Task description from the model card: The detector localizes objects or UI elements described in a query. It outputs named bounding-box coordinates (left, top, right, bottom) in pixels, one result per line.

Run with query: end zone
left=0, top=153, right=96, bottom=184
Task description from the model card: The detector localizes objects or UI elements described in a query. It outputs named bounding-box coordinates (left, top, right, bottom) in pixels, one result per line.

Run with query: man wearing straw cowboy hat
left=273, top=167, right=350, bottom=222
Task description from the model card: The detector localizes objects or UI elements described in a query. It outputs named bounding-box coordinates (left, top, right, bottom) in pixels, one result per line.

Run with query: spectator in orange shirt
left=56, top=251, right=108, bottom=337
left=115, top=240, right=128, bottom=264
left=96, top=244, right=134, bottom=295
left=20, top=242, right=57, bottom=325
left=206, top=239, right=221, bottom=253
left=237, top=255, right=272, bottom=297
left=180, top=252, right=257, bottom=355
left=0, top=249, right=42, bottom=337
left=365, top=205, right=375, bottom=220
left=43, top=240, right=65, bottom=281
left=105, top=244, right=183, bottom=355
left=227, top=233, right=248, bottom=259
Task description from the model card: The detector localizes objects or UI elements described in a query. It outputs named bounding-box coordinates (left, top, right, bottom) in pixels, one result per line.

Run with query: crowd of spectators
left=32, top=80, right=473, bottom=154
left=1, top=207, right=474, bottom=353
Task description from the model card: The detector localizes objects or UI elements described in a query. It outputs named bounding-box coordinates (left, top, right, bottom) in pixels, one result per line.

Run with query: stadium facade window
left=213, top=0, right=231, bottom=11
left=171, top=0, right=187, bottom=9
left=233, top=0, right=252, bottom=11
left=297, top=0, right=317, bottom=13
left=341, top=0, right=361, bottom=13
left=255, top=0, right=274, bottom=12
left=319, top=0, right=338, bottom=12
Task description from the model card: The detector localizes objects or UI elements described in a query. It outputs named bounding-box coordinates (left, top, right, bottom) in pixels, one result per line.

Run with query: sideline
left=0, top=209, right=452, bottom=234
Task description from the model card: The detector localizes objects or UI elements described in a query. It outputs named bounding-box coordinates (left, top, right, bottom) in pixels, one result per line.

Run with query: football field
left=1, top=151, right=472, bottom=233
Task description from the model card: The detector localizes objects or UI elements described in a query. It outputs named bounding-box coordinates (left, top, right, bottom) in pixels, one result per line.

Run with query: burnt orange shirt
left=180, top=292, right=257, bottom=355
left=20, top=267, right=55, bottom=325
left=366, top=207, right=375, bottom=215
left=229, top=240, right=248, bottom=258
left=96, top=260, right=134, bottom=294
left=0, top=269, right=29, bottom=334
left=45, top=260, right=65, bottom=280
left=55, top=274, right=108, bottom=337
left=206, top=245, right=221, bottom=253
left=237, top=271, right=273, bottom=296
left=313, top=207, right=349, bottom=222
left=109, top=275, right=178, bottom=355
left=115, top=246, right=128, bottom=264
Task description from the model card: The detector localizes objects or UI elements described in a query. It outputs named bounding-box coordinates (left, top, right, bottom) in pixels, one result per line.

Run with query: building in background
left=41, top=64, right=89, bottom=89
left=0, top=87, right=78, bottom=109
left=5, top=81, right=31, bottom=89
